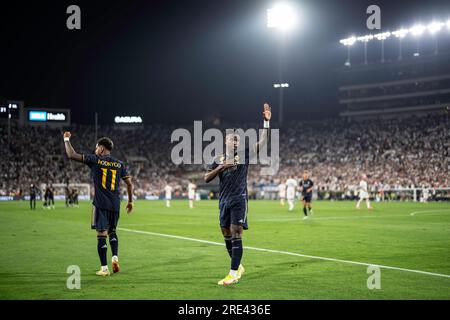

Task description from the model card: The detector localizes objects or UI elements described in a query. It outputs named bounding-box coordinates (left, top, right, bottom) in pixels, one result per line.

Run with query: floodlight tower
left=357, top=35, right=373, bottom=65
left=410, top=24, right=425, bottom=56
left=392, top=28, right=408, bottom=61
left=339, top=37, right=356, bottom=67
left=374, top=32, right=391, bottom=63
left=427, top=22, right=444, bottom=55
left=267, top=3, right=297, bottom=125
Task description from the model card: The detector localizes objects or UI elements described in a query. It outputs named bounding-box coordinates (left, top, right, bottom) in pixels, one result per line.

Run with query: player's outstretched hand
left=63, top=131, right=71, bottom=139
left=126, top=202, right=134, bottom=214
left=263, top=103, right=271, bottom=121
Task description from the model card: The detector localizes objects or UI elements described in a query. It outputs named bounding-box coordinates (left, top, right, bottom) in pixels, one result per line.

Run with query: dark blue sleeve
left=83, top=154, right=98, bottom=168
left=121, top=163, right=130, bottom=179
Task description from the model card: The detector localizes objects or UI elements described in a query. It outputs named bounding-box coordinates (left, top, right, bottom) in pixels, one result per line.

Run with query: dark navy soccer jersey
left=30, top=186, right=37, bottom=197
left=83, top=154, right=130, bottom=212
left=208, top=147, right=253, bottom=203
left=300, top=179, right=314, bottom=195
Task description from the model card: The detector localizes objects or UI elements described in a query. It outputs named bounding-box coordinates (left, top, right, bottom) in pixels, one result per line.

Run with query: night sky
left=1, top=0, right=450, bottom=124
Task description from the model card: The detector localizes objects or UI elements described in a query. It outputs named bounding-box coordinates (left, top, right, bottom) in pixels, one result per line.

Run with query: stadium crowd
left=0, top=113, right=449, bottom=198
left=260, top=114, right=450, bottom=193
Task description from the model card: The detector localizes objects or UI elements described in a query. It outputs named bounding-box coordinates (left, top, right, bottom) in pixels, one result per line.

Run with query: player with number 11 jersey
left=63, top=132, right=134, bottom=277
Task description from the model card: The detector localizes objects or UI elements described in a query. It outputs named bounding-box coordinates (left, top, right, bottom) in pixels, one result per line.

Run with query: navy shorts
left=91, top=206, right=120, bottom=232
left=302, top=194, right=313, bottom=203
left=219, top=197, right=248, bottom=230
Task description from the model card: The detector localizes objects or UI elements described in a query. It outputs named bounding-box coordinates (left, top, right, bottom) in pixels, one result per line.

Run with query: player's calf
left=108, top=230, right=120, bottom=273
left=223, top=235, right=233, bottom=258
left=97, top=233, right=109, bottom=275
left=230, top=237, right=243, bottom=274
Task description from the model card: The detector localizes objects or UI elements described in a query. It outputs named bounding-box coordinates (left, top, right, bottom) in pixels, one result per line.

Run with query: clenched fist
left=263, top=103, right=271, bottom=121
left=63, top=131, right=71, bottom=139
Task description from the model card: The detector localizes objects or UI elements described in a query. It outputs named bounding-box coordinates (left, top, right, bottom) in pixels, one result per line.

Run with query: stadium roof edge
left=339, top=19, right=450, bottom=45
left=338, top=74, right=450, bottom=91
left=340, top=103, right=448, bottom=117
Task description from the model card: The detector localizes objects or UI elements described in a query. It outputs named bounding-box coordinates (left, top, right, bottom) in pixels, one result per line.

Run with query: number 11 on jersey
left=100, top=168, right=117, bottom=191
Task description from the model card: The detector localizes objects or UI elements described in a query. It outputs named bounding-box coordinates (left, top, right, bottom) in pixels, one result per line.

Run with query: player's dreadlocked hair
left=97, top=137, right=114, bottom=151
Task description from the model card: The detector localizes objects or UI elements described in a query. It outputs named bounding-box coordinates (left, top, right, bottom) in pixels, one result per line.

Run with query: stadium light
left=357, top=35, right=373, bottom=65
left=339, top=36, right=356, bottom=67
left=273, top=82, right=289, bottom=124
left=339, top=18, right=450, bottom=64
left=339, top=36, right=356, bottom=46
left=374, top=32, right=391, bottom=40
left=428, top=21, right=444, bottom=34
left=393, top=28, right=409, bottom=61
left=274, top=83, right=289, bottom=88
left=392, top=28, right=409, bottom=38
left=266, top=3, right=298, bottom=124
left=266, top=3, right=297, bottom=31
left=340, top=19, right=450, bottom=47
left=410, top=24, right=426, bottom=36
left=373, top=32, right=390, bottom=63
left=357, top=35, right=373, bottom=42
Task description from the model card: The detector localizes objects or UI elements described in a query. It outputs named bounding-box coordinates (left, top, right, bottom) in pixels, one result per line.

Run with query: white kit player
left=188, top=182, right=197, bottom=209
left=164, top=184, right=173, bottom=208
left=356, top=175, right=372, bottom=210
left=422, top=186, right=430, bottom=203
left=278, top=181, right=286, bottom=207
left=285, top=176, right=298, bottom=212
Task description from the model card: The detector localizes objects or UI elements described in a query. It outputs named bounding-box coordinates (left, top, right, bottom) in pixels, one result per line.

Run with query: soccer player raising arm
left=63, top=131, right=134, bottom=276
left=204, top=103, right=271, bottom=285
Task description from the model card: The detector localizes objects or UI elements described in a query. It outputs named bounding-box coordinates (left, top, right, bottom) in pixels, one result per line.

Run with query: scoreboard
left=0, top=101, right=21, bottom=119
left=0, top=100, right=71, bottom=126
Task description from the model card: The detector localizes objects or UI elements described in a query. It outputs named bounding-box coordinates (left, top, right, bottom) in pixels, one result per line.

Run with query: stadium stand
left=1, top=112, right=449, bottom=200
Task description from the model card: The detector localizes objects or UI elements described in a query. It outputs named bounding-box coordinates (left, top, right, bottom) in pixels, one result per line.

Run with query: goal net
left=40, top=183, right=91, bottom=201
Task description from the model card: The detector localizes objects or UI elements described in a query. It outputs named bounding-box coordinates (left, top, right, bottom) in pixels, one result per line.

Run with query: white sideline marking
left=118, top=227, right=450, bottom=279
left=410, top=209, right=449, bottom=216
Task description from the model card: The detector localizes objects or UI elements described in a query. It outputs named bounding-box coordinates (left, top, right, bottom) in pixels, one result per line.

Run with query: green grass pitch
left=0, top=200, right=449, bottom=300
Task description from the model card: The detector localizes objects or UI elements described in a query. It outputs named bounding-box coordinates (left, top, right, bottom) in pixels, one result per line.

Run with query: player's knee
left=108, top=230, right=117, bottom=241
left=97, top=230, right=107, bottom=237
left=230, top=225, right=243, bottom=238
left=231, top=237, right=243, bottom=246
left=221, top=227, right=231, bottom=237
